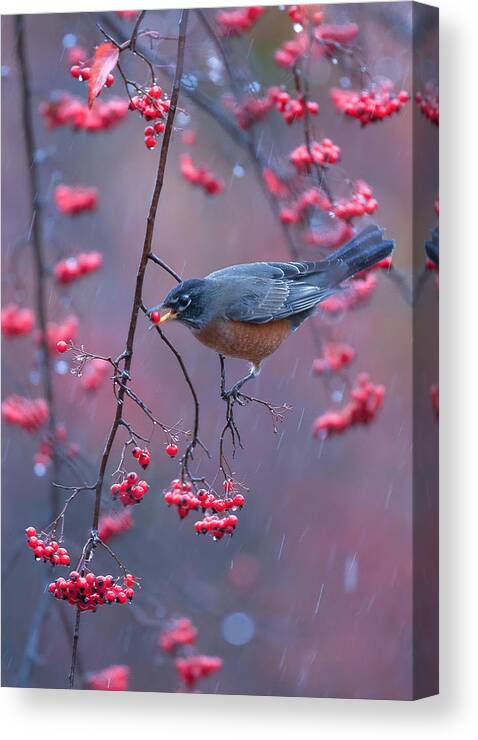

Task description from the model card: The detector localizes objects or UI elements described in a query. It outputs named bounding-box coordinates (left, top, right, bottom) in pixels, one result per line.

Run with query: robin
left=149, top=224, right=394, bottom=397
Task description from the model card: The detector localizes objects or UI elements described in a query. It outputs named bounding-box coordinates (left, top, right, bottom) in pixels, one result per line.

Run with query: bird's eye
left=177, top=294, right=191, bottom=310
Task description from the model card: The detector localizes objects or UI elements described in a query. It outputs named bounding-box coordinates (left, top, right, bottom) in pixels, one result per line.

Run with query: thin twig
left=67, top=8, right=190, bottom=690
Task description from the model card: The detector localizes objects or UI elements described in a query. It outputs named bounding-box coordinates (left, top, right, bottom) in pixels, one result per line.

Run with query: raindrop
left=55, top=360, right=69, bottom=375
left=340, top=76, right=351, bottom=89
left=222, top=612, right=255, bottom=646
left=62, top=33, right=77, bottom=49
left=34, top=463, right=46, bottom=477
left=232, top=164, right=245, bottom=178
left=293, top=23, right=303, bottom=33
left=181, top=73, right=198, bottom=91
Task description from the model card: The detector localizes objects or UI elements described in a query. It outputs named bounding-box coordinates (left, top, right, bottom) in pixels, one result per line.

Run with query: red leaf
left=87, top=42, right=119, bottom=109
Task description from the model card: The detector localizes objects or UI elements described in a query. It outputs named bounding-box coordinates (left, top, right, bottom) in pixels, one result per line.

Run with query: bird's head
left=148, top=279, right=211, bottom=330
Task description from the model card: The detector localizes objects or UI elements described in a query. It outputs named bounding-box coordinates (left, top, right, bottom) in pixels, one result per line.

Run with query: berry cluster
left=70, top=62, right=115, bottom=89
left=111, top=472, right=150, bottom=506
left=88, top=664, right=130, bottom=691
left=194, top=514, right=239, bottom=541
left=98, top=510, right=133, bottom=544
left=132, top=446, right=151, bottom=469
left=415, top=90, right=439, bottom=125
left=268, top=86, right=319, bottom=124
left=128, top=86, right=170, bottom=149
left=313, top=373, right=385, bottom=437
left=45, top=314, right=78, bottom=353
left=40, top=93, right=128, bottom=132
left=304, top=220, right=354, bottom=249
left=313, top=343, right=356, bottom=375
left=262, top=167, right=289, bottom=199
left=287, top=5, right=324, bottom=24
left=1, top=304, right=35, bottom=337
left=78, top=358, right=109, bottom=392
left=290, top=138, right=341, bottom=173
left=180, top=154, right=224, bottom=195
left=1, top=396, right=49, bottom=433
left=223, top=92, right=273, bottom=130
left=215, top=6, right=264, bottom=37
left=25, top=527, right=71, bottom=566
left=330, top=84, right=409, bottom=126
left=55, top=184, right=98, bottom=215
left=280, top=187, right=332, bottom=225
left=175, top=655, right=223, bottom=689
left=321, top=272, right=377, bottom=314
left=49, top=571, right=135, bottom=612
left=54, top=251, right=102, bottom=284
left=33, top=423, right=72, bottom=470
left=159, top=617, right=198, bottom=652
left=333, top=180, right=378, bottom=221
left=66, top=45, right=88, bottom=67
left=164, top=482, right=244, bottom=520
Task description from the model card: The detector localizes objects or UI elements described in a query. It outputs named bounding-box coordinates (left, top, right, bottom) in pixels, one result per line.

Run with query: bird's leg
left=221, top=361, right=261, bottom=401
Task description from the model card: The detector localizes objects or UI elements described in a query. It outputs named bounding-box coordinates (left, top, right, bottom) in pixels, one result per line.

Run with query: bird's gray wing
left=219, top=275, right=331, bottom=324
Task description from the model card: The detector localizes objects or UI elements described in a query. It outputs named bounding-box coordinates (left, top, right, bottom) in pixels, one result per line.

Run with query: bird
left=148, top=224, right=394, bottom=397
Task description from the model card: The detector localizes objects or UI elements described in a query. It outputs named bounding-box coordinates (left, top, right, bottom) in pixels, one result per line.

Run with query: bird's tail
left=320, top=225, right=394, bottom=286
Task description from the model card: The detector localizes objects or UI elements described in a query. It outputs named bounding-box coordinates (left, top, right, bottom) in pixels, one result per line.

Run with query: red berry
left=145, top=136, right=156, bottom=149
left=70, top=65, right=82, bottom=79
left=166, top=443, right=178, bottom=458
left=25, top=526, right=36, bottom=538
left=56, top=340, right=68, bottom=353
left=105, top=73, right=115, bottom=87
left=150, top=310, right=161, bottom=323
left=144, top=125, right=155, bottom=136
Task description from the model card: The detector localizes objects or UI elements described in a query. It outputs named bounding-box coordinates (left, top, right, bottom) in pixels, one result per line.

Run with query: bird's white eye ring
left=177, top=294, right=191, bottom=310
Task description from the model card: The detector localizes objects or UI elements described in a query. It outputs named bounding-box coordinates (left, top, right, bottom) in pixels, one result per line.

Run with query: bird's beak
left=158, top=309, right=177, bottom=323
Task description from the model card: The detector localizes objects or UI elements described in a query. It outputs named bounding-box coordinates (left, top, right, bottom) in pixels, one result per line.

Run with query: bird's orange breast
left=193, top=318, right=292, bottom=365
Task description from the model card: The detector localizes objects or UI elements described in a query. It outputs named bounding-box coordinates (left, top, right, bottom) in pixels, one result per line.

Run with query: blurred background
left=1, top=3, right=438, bottom=698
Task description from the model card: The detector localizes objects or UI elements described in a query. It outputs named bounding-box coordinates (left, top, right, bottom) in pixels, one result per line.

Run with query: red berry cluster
left=175, top=655, right=223, bottom=689
left=180, top=154, right=224, bottom=195
left=88, top=664, right=130, bottom=691
left=98, top=510, right=133, bottom=544
left=66, top=45, right=88, bottom=67
left=116, top=10, right=139, bottom=20
left=1, top=395, right=49, bottom=433
left=313, top=373, right=385, bottom=438
left=159, top=617, right=198, bottom=652
left=313, top=343, right=356, bottom=375
left=132, top=446, right=151, bottom=469
left=34, top=423, right=71, bottom=470
left=1, top=303, right=35, bottom=337
left=164, top=482, right=245, bottom=519
left=280, top=187, right=332, bottom=225
left=262, top=167, right=289, bottom=199
left=127, top=85, right=170, bottom=149
left=321, top=272, right=377, bottom=314
left=70, top=62, right=115, bottom=89
left=40, top=93, right=128, bottom=132
left=49, top=571, right=135, bottom=612
left=304, top=220, right=354, bottom=249
left=194, top=514, right=239, bottom=541
left=55, top=184, right=98, bottom=215
left=290, top=138, right=341, bottom=172
left=330, top=84, right=409, bottom=126
left=45, top=314, right=78, bottom=353
left=25, top=526, right=71, bottom=566
left=79, top=358, right=109, bottom=392
left=54, top=251, right=102, bottom=284
left=111, top=472, right=150, bottom=506
left=333, top=180, right=378, bottom=220
left=223, top=92, right=273, bottom=130
left=216, top=6, right=264, bottom=37
left=415, top=90, right=439, bottom=125
left=268, top=86, right=319, bottom=124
